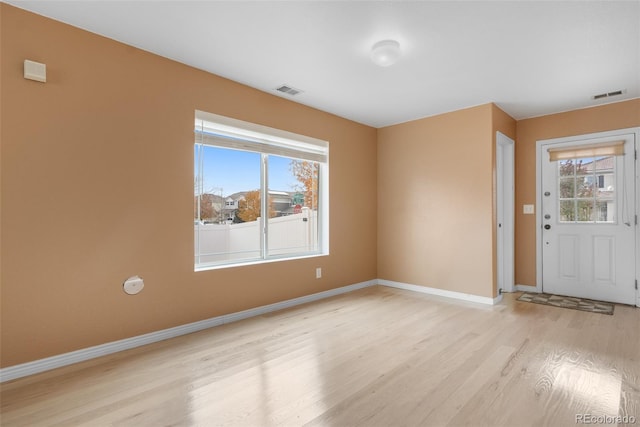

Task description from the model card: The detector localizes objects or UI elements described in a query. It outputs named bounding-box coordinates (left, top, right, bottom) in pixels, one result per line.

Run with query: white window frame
left=194, top=110, right=329, bottom=271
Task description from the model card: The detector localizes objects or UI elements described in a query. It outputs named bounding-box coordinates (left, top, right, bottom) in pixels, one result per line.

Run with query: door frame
left=496, top=132, right=515, bottom=293
left=536, top=127, right=640, bottom=307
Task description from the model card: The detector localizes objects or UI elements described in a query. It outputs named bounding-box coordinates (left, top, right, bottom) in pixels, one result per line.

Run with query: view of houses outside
left=194, top=144, right=320, bottom=265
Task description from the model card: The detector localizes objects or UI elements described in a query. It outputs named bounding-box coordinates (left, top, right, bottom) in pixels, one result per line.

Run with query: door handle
left=544, top=224, right=551, bottom=230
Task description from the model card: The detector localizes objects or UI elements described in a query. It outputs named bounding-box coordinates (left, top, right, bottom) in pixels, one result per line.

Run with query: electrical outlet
left=316, top=268, right=322, bottom=279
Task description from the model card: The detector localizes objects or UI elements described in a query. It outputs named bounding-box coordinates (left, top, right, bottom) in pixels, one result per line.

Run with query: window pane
left=595, top=200, right=615, bottom=222
left=594, top=156, right=614, bottom=172
left=576, top=177, right=594, bottom=198
left=576, top=199, right=594, bottom=222
left=195, top=145, right=262, bottom=265
left=558, top=159, right=575, bottom=177
left=575, top=158, right=591, bottom=176
left=267, top=156, right=319, bottom=257
left=596, top=172, right=614, bottom=193
left=559, top=200, right=575, bottom=222
left=559, top=177, right=575, bottom=198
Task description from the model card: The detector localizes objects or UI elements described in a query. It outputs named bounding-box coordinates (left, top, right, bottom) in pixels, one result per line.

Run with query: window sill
left=195, top=252, right=329, bottom=272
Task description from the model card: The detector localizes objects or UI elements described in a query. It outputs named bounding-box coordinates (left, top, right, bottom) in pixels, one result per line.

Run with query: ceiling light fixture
left=371, top=40, right=401, bottom=67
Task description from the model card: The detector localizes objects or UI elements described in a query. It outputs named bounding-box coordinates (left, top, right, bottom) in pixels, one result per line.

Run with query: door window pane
left=594, top=156, right=614, bottom=172
left=558, top=159, right=575, bottom=176
left=595, top=200, right=614, bottom=222
left=576, top=199, right=594, bottom=222
left=559, top=200, right=575, bottom=222
left=559, top=177, right=575, bottom=198
left=575, top=158, right=591, bottom=176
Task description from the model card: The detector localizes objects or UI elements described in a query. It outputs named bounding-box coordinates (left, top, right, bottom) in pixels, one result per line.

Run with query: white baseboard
left=515, top=284, right=538, bottom=293
left=378, top=279, right=502, bottom=305
left=0, top=279, right=377, bottom=383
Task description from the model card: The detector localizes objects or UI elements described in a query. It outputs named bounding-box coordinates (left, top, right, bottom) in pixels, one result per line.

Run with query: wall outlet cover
left=123, top=276, right=144, bottom=295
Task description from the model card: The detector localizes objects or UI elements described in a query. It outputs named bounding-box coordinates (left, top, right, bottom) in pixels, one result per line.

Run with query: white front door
left=540, top=133, right=636, bottom=304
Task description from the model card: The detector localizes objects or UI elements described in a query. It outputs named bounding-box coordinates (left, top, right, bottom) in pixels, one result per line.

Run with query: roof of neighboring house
left=226, top=192, right=248, bottom=201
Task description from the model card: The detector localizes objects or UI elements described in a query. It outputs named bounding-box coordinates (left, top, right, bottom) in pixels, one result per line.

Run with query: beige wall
left=515, top=99, right=640, bottom=286
left=0, top=4, right=378, bottom=367
left=378, top=104, right=515, bottom=299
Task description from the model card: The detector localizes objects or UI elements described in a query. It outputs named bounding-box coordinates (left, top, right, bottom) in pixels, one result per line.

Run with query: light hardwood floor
left=1, top=286, right=639, bottom=426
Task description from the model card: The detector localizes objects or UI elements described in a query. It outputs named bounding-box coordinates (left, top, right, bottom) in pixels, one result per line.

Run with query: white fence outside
left=195, top=210, right=318, bottom=265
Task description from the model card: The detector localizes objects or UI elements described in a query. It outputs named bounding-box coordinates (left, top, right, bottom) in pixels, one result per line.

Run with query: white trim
left=496, top=131, right=515, bottom=293
left=0, top=280, right=377, bottom=383
left=378, top=279, right=502, bottom=305
left=515, top=284, right=538, bottom=293
left=535, top=136, right=545, bottom=294
left=195, top=253, right=329, bottom=272
left=195, top=110, right=329, bottom=153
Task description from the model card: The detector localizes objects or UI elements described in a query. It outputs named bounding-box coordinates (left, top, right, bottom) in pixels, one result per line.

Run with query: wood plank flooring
left=1, top=286, right=639, bottom=426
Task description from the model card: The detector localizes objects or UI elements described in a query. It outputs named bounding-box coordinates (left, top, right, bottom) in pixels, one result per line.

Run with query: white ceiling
left=6, top=1, right=640, bottom=128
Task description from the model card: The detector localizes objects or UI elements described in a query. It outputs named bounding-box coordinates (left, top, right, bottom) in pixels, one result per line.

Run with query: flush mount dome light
left=371, top=39, right=401, bottom=67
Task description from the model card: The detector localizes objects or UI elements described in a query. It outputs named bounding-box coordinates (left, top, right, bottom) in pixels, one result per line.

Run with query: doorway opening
left=497, top=132, right=515, bottom=294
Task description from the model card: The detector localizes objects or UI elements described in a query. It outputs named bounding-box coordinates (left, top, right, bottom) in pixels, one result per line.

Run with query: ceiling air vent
left=275, top=84, right=303, bottom=96
left=592, top=89, right=625, bottom=100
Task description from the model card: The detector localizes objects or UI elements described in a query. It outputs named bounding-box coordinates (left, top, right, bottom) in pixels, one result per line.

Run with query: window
left=557, top=156, right=615, bottom=223
left=194, top=111, right=328, bottom=269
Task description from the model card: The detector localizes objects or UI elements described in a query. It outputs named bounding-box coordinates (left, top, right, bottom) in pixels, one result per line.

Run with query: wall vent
left=275, top=84, right=303, bottom=96
left=592, top=89, right=625, bottom=100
